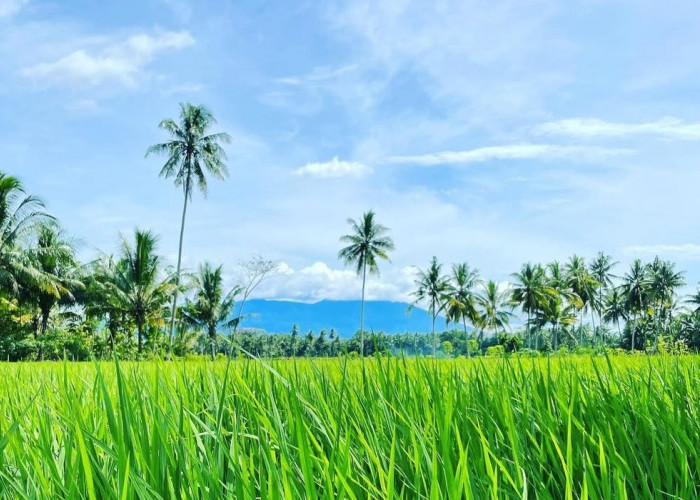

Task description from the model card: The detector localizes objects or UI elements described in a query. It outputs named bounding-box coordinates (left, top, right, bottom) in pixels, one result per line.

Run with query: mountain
left=234, top=299, right=436, bottom=337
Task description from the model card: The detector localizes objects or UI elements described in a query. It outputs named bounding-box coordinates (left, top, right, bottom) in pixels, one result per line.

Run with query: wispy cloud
left=386, top=144, right=632, bottom=166
left=277, top=64, right=358, bottom=86
left=536, top=117, right=700, bottom=141
left=293, top=156, right=373, bottom=178
left=21, top=31, right=194, bottom=87
left=624, top=244, right=700, bottom=260
left=0, top=0, right=25, bottom=18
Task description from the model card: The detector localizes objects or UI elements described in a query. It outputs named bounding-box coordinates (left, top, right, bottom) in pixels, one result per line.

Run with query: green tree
left=589, top=252, right=616, bottom=344
left=412, top=256, right=450, bottom=356
left=182, top=263, right=241, bottom=359
left=146, top=103, right=232, bottom=356
left=511, top=263, right=552, bottom=349
left=0, top=173, right=54, bottom=295
left=603, top=287, right=627, bottom=341
left=338, top=210, right=395, bottom=356
left=478, top=280, right=513, bottom=339
left=646, top=257, right=685, bottom=350
left=565, top=255, right=598, bottom=345
left=100, top=230, right=173, bottom=354
left=444, top=262, right=481, bottom=357
left=29, top=223, right=83, bottom=336
left=622, top=259, right=651, bottom=351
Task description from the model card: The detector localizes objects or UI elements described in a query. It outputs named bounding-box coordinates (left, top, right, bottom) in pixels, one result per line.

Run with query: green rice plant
left=0, top=355, right=699, bottom=498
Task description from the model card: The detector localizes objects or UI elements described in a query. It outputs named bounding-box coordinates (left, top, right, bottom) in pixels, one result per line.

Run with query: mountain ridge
left=235, top=299, right=436, bottom=337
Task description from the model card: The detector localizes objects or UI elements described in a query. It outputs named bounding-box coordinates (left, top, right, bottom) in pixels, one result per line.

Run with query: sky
left=2, top=0, right=700, bottom=303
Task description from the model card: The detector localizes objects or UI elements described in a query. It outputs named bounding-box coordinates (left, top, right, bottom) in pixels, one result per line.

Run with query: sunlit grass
left=0, top=355, right=698, bottom=498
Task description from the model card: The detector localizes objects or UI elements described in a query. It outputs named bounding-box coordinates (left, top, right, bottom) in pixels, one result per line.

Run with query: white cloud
left=21, top=31, right=194, bottom=87
left=254, top=261, right=418, bottom=302
left=293, top=156, right=373, bottom=178
left=277, top=64, right=358, bottom=86
left=624, top=244, right=700, bottom=260
left=536, top=117, right=700, bottom=141
left=0, top=0, right=25, bottom=18
left=386, top=144, right=632, bottom=166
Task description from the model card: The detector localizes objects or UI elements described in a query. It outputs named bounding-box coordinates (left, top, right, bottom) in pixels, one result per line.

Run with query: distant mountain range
left=234, top=299, right=436, bottom=337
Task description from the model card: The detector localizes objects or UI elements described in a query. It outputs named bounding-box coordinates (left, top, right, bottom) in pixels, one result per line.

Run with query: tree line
left=2, top=103, right=700, bottom=361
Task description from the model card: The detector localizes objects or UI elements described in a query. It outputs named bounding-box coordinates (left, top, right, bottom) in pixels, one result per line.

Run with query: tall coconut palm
left=338, top=210, right=394, bottom=356
left=685, top=287, right=700, bottom=315
left=511, top=263, right=552, bottom=349
left=444, top=262, right=482, bottom=357
left=646, top=257, right=685, bottom=349
left=478, top=280, right=513, bottom=338
left=146, top=103, right=232, bottom=355
left=589, top=252, right=616, bottom=343
left=101, top=229, right=173, bottom=353
left=182, top=263, right=241, bottom=360
left=565, top=255, right=598, bottom=345
left=543, top=261, right=583, bottom=350
left=603, top=287, right=627, bottom=341
left=29, top=223, right=83, bottom=336
left=412, top=256, right=450, bottom=356
left=622, top=259, right=650, bottom=351
left=0, top=173, right=54, bottom=293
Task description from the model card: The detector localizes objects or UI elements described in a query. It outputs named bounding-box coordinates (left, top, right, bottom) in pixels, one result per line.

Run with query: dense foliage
left=1, top=103, right=698, bottom=361
left=0, top=165, right=699, bottom=360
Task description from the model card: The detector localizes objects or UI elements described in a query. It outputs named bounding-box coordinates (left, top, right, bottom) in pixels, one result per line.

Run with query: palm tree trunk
left=463, top=316, right=470, bottom=357
left=526, top=309, right=531, bottom=349
left=138, top=322, right=144, bottom=354
left=168, top=189, right=189, bottom=358
left=360, top=260, right=367, bottom=357
left=210, top=328, right=216, bottom=360
left=431, top=311, right=436, bottom=356
left=630, top=313, right=636, bottom=351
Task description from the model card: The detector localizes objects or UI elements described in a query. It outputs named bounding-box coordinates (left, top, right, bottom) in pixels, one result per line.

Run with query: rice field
left=0, top=355, right=698, bottom=499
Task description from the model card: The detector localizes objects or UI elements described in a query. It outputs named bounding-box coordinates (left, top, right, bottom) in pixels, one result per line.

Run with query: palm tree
left=603, top=287, right=627, bottom=342
left=412, top=256, right=450, bottom=356
left=622, top=260, right=651, bottom=351
left=444, top=262, right=481, bottom=357
left=565, top=255, right=598, bottom=346
left=146, top=103, right=232, bottom=356
left=182, top=263, right=241, bottom=360
left=685, top=287, right=700, bottom=315
left=29, top=223, right=83, bottom=336
left=338, top=210, right=395, bottom=356
left=646, top=257, right=685, bottom=350
left=100, top=229, right=173, bottom=353
left=511, top=263, right=552, bottom=349
left=543, top=261, right=582, bottom=350
left=0, top=173, right=54, bottom=294
left=589, top=252, right=616, bottom=344
left=478, top=280, right=513, bottom=338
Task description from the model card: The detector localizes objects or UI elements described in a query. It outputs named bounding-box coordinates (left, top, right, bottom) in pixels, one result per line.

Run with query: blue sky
left=2, top=0, right=700, bottom=302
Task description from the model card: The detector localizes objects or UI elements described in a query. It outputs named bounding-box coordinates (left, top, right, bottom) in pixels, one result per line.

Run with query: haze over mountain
left=235, top=300, right=436, bottom=337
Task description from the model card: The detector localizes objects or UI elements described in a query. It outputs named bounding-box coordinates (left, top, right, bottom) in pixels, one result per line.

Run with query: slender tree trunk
left=526, top=309, right=531, bottom=349
left=630, top=313, right=636, bottom=351
left=360, top=260, right=367, bottom=357
left=138, top=322, right=144, bottom=354
left=210, top=328, right=216, bottom=360
left=168, top=189, right=189, bottom=359
left=431, top=310, right=436, bottom=356
left=617, top=320, right=622, bottom=343
left=463, top=316, right=470, bottom=357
